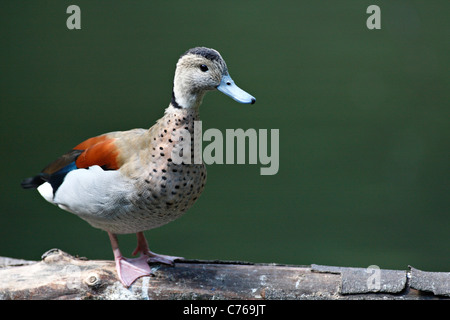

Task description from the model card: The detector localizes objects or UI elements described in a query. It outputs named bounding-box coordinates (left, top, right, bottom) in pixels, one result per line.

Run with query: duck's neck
left=172, top=73, right=207, bottom=110
left=171, top=88, right=206, bottom=110
left=164, top=101, right=200, bottom=123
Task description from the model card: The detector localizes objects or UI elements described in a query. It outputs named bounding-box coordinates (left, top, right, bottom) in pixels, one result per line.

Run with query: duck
left=21, top=47, right=256, bottom=287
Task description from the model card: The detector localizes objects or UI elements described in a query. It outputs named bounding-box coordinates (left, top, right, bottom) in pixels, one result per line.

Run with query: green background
left=1, top=1, right=448, bottom=271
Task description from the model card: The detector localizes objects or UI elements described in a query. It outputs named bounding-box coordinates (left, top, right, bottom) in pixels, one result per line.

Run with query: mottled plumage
left=21, top=47, right=255, bottom=287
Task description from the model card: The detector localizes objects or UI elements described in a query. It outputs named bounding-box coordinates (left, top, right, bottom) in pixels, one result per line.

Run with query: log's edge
left=0, top=256, right=37, bottom=268
left=0, top=249, right=449, bottom=300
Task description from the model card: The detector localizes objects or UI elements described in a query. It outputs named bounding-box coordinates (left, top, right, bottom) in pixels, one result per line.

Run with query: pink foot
left=146, top=251, right=183, bottom=265
left=115, top=255, right=152, bottom=287
left=108, top=232, right=184, bottom=287
left=133, top=232, right=184, bottom=265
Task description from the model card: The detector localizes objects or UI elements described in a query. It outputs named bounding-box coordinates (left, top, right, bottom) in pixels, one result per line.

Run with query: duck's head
left=172, top=47, right=256, bottom=109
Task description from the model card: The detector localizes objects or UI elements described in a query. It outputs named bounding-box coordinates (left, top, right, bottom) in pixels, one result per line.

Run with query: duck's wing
left=21, top=134, right=120, bottom=191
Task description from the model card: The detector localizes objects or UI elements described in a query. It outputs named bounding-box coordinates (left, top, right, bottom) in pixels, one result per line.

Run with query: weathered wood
left=0, top=249, right=448, bottom=300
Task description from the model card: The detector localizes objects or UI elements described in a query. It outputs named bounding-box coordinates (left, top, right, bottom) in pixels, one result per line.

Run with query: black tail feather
left=21, top=175, right=47, bottom=189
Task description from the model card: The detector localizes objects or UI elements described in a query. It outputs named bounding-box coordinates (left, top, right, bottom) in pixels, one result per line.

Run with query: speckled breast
left=125, top=162, right=207, bottom=233
left=99, top=108, right=207, bottom=234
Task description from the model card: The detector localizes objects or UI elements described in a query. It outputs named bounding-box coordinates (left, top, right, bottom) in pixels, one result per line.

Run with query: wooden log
left=0, top=249, right=449, bottom=300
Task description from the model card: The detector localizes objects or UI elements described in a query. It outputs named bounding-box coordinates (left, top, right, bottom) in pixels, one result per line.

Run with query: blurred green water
left=0, top=1, right=448, bottom=271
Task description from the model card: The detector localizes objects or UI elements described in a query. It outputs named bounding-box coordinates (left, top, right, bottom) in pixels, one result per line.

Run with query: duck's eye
left=199, top=64, right=208, bottom=72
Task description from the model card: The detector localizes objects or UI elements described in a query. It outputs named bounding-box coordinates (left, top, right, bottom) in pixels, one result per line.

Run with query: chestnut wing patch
left=21, top=135, right=120, bottom=193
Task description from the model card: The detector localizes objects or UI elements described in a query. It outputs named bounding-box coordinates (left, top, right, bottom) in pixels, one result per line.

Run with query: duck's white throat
left=172, top=84, right=206, bottom=110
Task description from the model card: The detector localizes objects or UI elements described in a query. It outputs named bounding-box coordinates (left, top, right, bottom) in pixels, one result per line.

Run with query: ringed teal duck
left=21, top=47, right=255, bottom=287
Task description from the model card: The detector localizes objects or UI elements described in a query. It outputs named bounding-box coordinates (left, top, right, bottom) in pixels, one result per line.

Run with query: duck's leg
left=132, top=232, right=183, bottom=265
left=108, top=232, right=151, bottom=287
